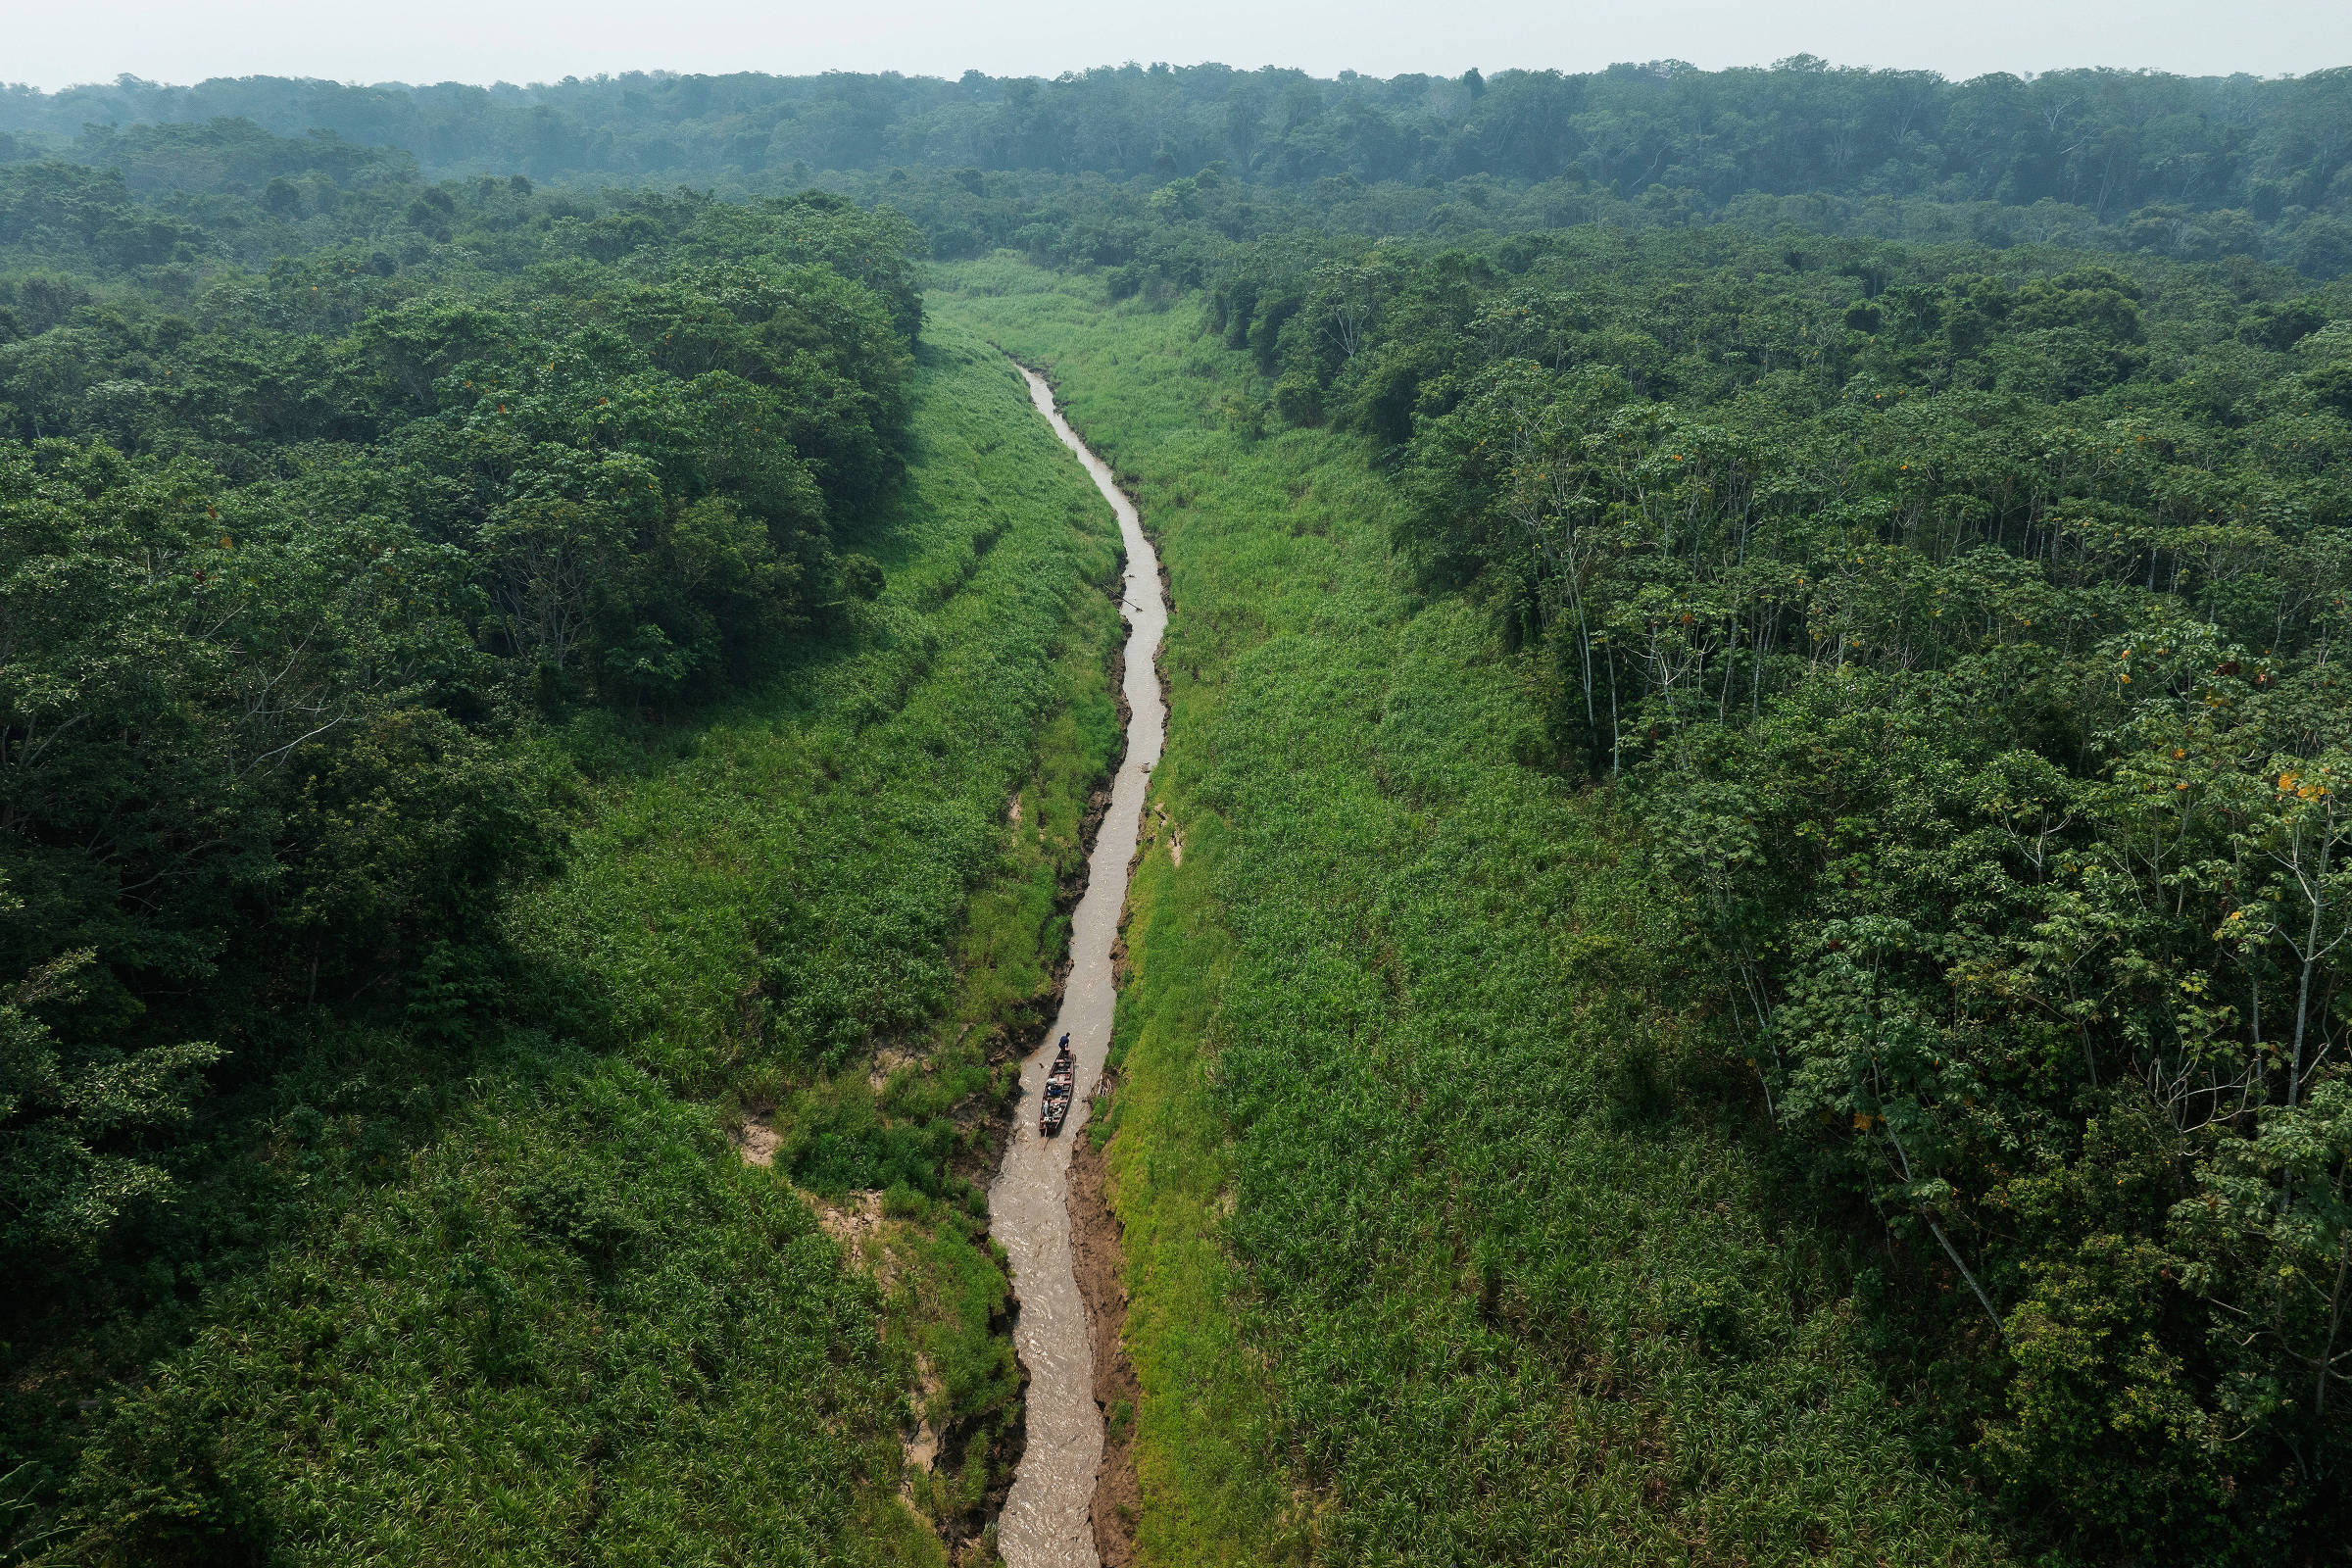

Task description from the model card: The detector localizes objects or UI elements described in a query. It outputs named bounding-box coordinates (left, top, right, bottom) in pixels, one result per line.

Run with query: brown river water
left=987, top=364, right=1166, bottom=1568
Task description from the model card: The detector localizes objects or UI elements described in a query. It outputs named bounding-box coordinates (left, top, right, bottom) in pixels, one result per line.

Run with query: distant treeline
left=7, top=61, right=2352, bottom=277
left=4, top=61, right=2349, bottom=214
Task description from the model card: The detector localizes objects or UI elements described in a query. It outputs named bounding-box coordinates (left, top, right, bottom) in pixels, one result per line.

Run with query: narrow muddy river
left=987, top=365, right=1165, bottom=1568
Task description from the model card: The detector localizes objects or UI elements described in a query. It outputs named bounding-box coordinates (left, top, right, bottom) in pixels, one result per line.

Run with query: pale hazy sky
left=5, top=0, right=2348, bottom=93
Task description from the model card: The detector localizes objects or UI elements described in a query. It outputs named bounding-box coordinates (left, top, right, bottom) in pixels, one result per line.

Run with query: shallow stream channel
left=987, top=364, right=1166, bottom=1568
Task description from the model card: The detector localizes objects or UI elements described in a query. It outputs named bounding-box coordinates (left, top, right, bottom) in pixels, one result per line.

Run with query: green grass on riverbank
left=934, top=259, right=2001, bottom=1567
left=32, top=318, right=1123, bottom=1567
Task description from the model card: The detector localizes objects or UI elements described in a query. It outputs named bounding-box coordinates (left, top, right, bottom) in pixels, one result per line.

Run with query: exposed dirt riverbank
left=1067, top=1087, right=1141, bottom=1567
left=986, top=363, right=1165, bottom=1568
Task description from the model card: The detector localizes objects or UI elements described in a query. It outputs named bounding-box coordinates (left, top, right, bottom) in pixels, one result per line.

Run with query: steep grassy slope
left=936, top=261, right=2003, bottom=1566
left=32, top=318, right=1124, bottom=1567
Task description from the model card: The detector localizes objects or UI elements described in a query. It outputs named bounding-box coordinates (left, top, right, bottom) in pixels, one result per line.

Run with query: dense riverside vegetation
left=1217, top=225, right=2352, bottom=1560
left=11, top=46, right=2352, bottom=1567
left=0, top=128, right=1127, bottom=1561
left=949, top=210, right=2352, bottom=1562
left=1, top=133, right=923, bottom=1273
left=942, top=264, right=2004, bottom=1567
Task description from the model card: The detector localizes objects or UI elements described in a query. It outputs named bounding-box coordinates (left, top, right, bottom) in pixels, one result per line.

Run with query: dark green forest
left=1201, top=225, right=2352, bottom=1561
left=0, top=117, right=1121, bottom=1564
left=3, top=50, right=2351, bottom=1567
left=2, top=163, right=922, bottom=1259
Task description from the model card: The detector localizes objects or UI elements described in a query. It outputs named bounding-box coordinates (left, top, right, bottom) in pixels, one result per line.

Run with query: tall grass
left=38, top=318, right=1125, bottom=1566
left=935, top=261, right=2002, bottom=1566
